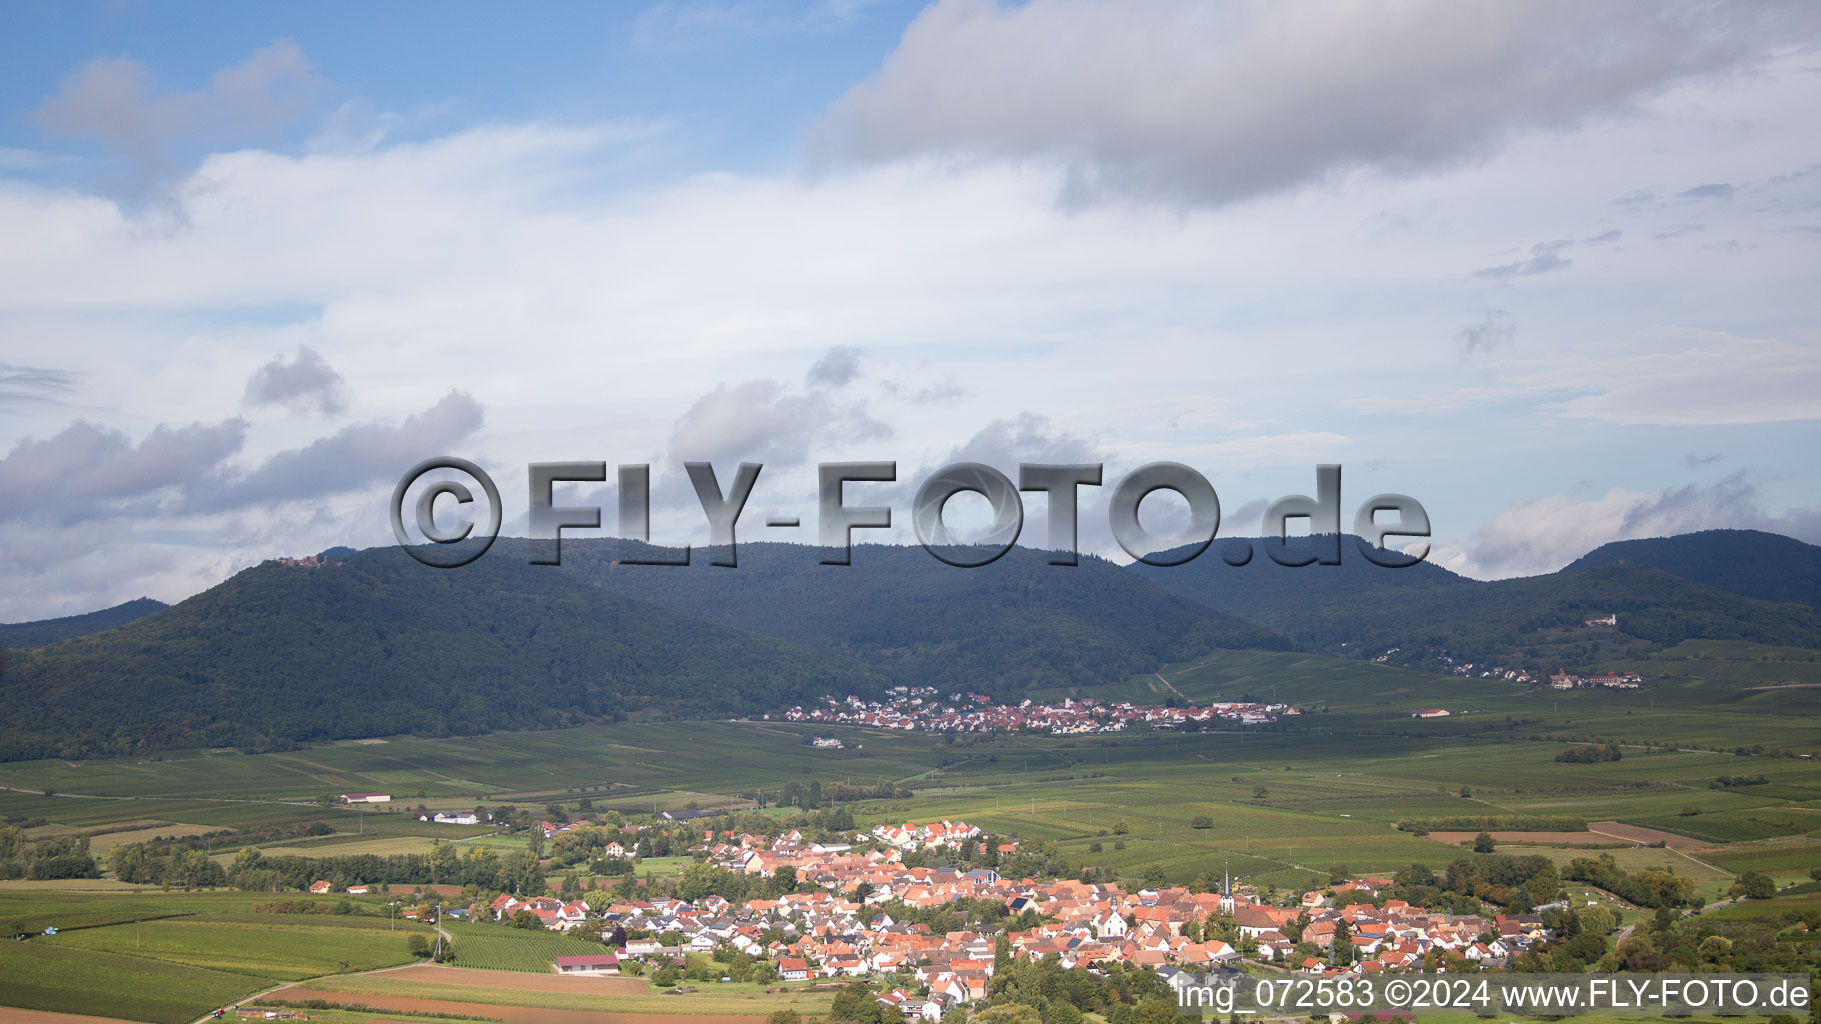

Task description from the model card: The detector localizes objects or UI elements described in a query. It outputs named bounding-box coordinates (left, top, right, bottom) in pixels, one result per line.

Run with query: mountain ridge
left=1563, top=528, right=1821, bottom=609
left=0, top=597, right=169, bottom=649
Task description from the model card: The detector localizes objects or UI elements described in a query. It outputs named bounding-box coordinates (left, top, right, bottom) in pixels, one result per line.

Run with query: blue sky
left=0, top=1, right=915, bottom=181
left=2, top=0, right=1819, bottom=619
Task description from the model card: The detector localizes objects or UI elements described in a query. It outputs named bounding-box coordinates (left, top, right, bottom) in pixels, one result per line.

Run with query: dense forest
left=1, top=530, right=1816, bottom=760
left=0, top=547, right=874, bottom=761
left=1564, top=528, right=1821, bottom=609
left=0, top=597, right=166, bottom=648
left=557, top=539, right=1290, bottom=698
left=1130, top=534, right=1821, bottom=663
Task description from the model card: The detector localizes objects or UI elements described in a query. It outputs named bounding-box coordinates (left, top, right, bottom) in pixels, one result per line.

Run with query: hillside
left=552, top=538, right=1291, bottom=697
left=7, top=530, right=1813, bottom=762
left=1565, top=529, right=1821, bottom=609
left=0, top=547, right=876, bottom=761
left=0, top=598, right=168, bottom=649
left=0, top=539, right=1289, bottom=761
left=1128, top=535, right=1821, bottom=667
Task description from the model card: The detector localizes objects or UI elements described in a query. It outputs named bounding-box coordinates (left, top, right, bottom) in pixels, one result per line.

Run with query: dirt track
left=1586, top=821, right=1705, bottom=848
left=1427, top=821, right=1703, bottom=849
left=1429, top=830, right=1598, bottom=845
left=374, top=964, right=649, bottom=994
left=0, top=1010, right=139, bottom=1024
left=275, top=989, right=763, bottom=1024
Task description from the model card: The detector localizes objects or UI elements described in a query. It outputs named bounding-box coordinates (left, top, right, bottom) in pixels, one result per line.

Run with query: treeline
left=1710, top=774, right=1769, bottom=788
left=811, top=954, right=1176, bottom=1024
left=541, top=806, right=865, bottom=873
left=109, top=842, right=547, bottom=894
left=109, top=844, right=224, bottom=887
left=767, top=778, right=913, bottom=808
left=1555, top=743, right=1623, bottom=763
left=0, top=827, right=100, bottom=881
left=1390, top=854, right=1561, bottom=912
left=1609, top=897, right=1821, bottom=974
left=1396, top=815, right=1587, bottom=835
left=982, top=952, right=1172, bottom=1024
left=1562, top=853, right=1699, bottom=908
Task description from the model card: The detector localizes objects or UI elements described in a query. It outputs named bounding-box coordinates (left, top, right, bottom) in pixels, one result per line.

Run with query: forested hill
left=1128, top=533, right=1821, bottom=662
left=0, top=547, right=877, bottom=761
left=0, top=597, right=167, bottom=648
left=552, top=538, right=1291, bottom=696
left=7, top=528, right=1814, bottom=762
left=0, top=539, right=1288, bottom=761
left=1564, top=529, right=1821, bottom=609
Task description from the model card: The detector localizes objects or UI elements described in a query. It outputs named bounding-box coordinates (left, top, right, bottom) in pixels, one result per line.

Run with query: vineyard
left=447, top=921, right=609, bottom=972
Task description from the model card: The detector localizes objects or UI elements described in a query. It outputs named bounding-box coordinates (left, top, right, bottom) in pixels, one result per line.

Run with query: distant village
left=1365, top=637, right=1648, bottom=693
left=774, top=688, right=1294, bottom=735
left=444, top=821, right=1546, bottom=1012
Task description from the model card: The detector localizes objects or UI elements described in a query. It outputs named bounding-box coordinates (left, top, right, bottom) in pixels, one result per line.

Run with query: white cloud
left=2, top=25, right=1820, bottom=614
left=1435, top=472, right=1821, bottom=578
left=244, top=345, right=348, bottom=415
left=31, top=40, right=323, bottom=194
left=1522, top=333, right=1821, bottom=426
left=668, top=378, right=893, bottom=470
left=813, top=0, right=1819, bottom=208
left=1474, top=240, right=1572, bottom=281
left=806, top=344, right=865, bottom=389
left=0, top=362, right=80, bottom=407
left=1456, top=308, right=1516, bottom=358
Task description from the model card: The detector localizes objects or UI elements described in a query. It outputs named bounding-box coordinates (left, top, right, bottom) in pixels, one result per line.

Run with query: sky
left=2, top=0, right=1819, bottom=621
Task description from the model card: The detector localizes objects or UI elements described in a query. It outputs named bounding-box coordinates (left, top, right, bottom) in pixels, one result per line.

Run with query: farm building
left=555, top=953, right=621, bottom=974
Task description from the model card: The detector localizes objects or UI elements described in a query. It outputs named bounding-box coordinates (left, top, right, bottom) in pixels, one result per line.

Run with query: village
left=361, top=819, right=1560, bottom=1018
left=1367, top=647, right=1646, bottom=692
left=775, top=688, right=1293, bottom=735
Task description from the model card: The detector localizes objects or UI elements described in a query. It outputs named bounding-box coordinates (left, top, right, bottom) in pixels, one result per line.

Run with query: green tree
left=1575, top=904, right=1615, bottom=935
left=1330, top=919, right=1354, bottom=966
left=973, top=1005, right=1043, bottom=1024
left=1733, top=870, right=1776, bottom=900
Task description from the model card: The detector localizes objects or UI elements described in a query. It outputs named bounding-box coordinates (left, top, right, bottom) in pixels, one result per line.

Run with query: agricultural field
left=0, top=940, right=275, bottom=1024
left=1702, top=842, right=1821, bottom=883
left=0, top=890, right=432, bottom=1023
left=293, top=969, right=839, bottom=1017
left=445, top=919, right=611, bottom=972
left=3, top=687, right=1817, bottom=896
left=48, top=913, right=426, bottom=980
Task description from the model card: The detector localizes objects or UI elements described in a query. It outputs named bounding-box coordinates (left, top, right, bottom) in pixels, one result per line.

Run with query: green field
left=0, top=890, right=433, bottom=1022
left=50, top=914, right=426, bottom=979
left=3, top=678, right=1818, bottom=897
left=0, top=939, right=277, bottom=1024
left=445, top=918, right=609, bottom=971
left=1703, top=843, right=1821, bottom=882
